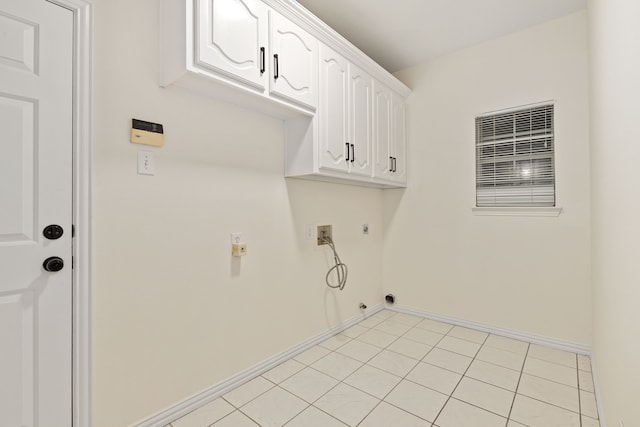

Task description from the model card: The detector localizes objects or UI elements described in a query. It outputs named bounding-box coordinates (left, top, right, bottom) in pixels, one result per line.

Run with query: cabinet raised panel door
left=392, top=95, right=407, bottom=181
left=373, top=82, right=393, bottom=177
left=269, top=10, right=317, bottom=109
left=196, top=0, right=268, bottom=90
left=319, top=44, right=349, bottom=172
left=349, top=63, right=373, bottom=177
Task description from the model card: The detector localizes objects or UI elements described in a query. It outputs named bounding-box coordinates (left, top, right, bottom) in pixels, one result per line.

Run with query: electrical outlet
left=232, top=243, right=247, bottom=257
left=317, top=225, right=332, bottom=245
left=304, top=224, right=314, bottom=240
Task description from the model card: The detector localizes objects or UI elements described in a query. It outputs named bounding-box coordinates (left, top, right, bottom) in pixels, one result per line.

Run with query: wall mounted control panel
left=131, top=118, right=164, bottom=147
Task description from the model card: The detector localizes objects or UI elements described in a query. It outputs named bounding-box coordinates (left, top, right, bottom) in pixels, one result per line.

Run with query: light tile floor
left=166, top=310, right=599, bottom=427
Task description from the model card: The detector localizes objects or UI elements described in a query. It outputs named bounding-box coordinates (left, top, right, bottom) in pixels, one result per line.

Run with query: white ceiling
left=296, top=0, right=587, bottom=73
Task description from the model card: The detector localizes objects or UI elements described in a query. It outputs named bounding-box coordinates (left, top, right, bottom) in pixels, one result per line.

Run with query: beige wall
left=92, top=1, right=384, bottom=425
left=92, top=2, right=602, bottom=425
left=589, top=0, right=640, bottom=425
left=386, top=12, right=592, bottom=344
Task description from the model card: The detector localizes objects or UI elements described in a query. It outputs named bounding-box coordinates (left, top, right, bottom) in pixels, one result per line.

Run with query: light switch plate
left=137, top=151, right=155, bottom=175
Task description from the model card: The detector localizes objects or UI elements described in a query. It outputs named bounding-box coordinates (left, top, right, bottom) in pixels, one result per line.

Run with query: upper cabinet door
left=318, top=44, right=349, bottom=172
left=392, top=94, right=407, bottom=183
left=195, top=0, right=268, bottom=90
left=373, top=81, right=393, bottom=179
left=349, top=63, right=373, bottom=177
left=269, top=10, right=318, bottom=109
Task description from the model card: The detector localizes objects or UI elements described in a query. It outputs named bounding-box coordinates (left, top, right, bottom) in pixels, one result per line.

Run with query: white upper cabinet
left=269, top=10, right=317, bottom=109
left=161, top=0, right=410, bottom=187
left=195, top=0, right=268, bottom=91
left=160, top=0, right=318, bottom=116
left=318, top=45, right=372, bottom=177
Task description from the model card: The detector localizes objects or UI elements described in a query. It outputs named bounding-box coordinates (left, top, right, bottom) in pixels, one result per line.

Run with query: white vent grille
left=475, top=104, right=555, bottom=207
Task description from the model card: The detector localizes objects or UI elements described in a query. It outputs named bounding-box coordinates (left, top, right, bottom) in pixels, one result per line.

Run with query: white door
left=349, top=63, right=372, bottom=177
left=318, top=44, right=348, bottom=173
left=0, top=0, right=73, bottom=425
left=269, top=10, right=317, bottom=109
left=196, top=0, right=268, bottom=90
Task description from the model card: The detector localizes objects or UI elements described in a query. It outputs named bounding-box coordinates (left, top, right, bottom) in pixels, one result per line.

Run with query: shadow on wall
left=381, top=187, right=406, bottom=241
left=283, top=177, right=386, bottom=329
left=323, top=287, right=342, bottom=331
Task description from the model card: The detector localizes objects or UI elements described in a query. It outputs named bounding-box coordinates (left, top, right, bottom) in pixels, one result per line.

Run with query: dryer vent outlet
left=385, top=294, right=395, bottom=304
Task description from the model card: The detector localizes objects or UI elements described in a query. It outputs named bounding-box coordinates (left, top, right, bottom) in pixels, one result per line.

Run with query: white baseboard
left=132, top=304, right=384, bottom=427
left=386, top=304, right=592, bottom=355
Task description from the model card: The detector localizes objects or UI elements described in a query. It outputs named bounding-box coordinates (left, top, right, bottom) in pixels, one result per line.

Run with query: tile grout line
left=577, top=353, right=583, bottom=427
left=239, top=325, right=367, bottom=427
left=431, top=327, right=492, bottom=426
left=237, top=406, right=266, bottom=426
left=527, top=353, right=579, bottom=369
left=518, top=368, right=582, bottom=389
left=362, top=315, right=532, bottom=425
left=505, top=340, right=530, bottom=426
left=225, top=376, right=308, bottom=427
left=352, top=312, right=451, bottom=425
left=337, top=312, right=451, bottom=425
left=516, top=353, right=590, bottom=418
left=220, top=353, right=312, bottom=421
left=504, top=349, right=595, bottom=422
left=290, top=313, right=388, bottom=426
left=260, top=321, right=366, bottom=426
left=351, top=312, right=431, bottom=425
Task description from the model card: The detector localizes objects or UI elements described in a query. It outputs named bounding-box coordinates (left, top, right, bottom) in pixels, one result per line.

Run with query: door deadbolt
left=43, top=256, right=64, bottom=272
left=43, top=224, right=64, bottom=240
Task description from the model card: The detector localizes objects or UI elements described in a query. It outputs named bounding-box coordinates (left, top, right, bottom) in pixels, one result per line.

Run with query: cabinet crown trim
left=262, top=0, right=411, bottom=97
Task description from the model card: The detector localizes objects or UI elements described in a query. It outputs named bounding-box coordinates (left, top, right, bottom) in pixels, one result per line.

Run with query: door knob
left=43, top=224, right=64, bottom=240
left=43, top=257, right=64, bottom=272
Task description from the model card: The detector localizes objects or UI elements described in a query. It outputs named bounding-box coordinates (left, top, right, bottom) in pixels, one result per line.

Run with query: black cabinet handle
left=393, top=157, right=397, bottom=172
left=350, top=144, right=355, bottom=163
left=346, top=142, right=350, bottom=162
left=260, top=47, right=265, bottom=75
left=273, top=54, right=279, bottom=80
left=389, top=156, right=393, bottom=171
